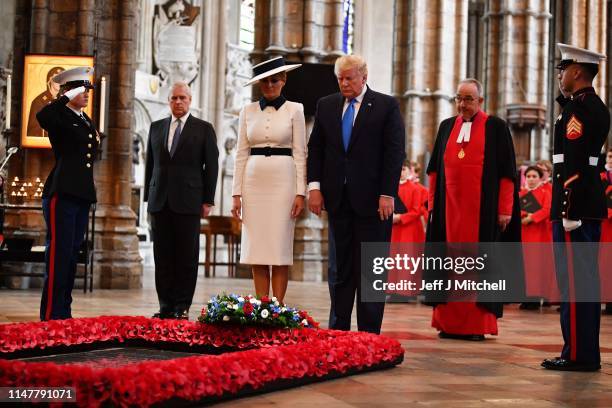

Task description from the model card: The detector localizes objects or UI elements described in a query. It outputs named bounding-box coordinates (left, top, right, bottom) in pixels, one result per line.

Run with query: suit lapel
left=161, top=116, right=172, bottom=156
left=348, top=87, right=375, bottom=151
left=332, top=93, right=344, bottom=151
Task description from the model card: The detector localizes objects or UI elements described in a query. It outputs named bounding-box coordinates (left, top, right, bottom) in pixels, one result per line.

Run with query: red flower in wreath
left=243, top=302, right=254, bottom=315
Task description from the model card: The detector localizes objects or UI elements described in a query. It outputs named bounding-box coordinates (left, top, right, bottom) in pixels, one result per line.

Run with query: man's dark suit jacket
left=307, top=87, right=405, bottom=215
left=144, top=114, right=219, bottom=214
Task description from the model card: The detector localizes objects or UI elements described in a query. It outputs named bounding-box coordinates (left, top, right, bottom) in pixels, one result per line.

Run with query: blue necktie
left=342, top=99, right=356, bottom=151
left=170, top=119, right=182, bottom=156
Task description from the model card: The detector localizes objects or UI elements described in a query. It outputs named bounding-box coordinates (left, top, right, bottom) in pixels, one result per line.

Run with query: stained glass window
left=342, top=0, right=354, bottom=54
left=239, top=0, right=255, bottom=49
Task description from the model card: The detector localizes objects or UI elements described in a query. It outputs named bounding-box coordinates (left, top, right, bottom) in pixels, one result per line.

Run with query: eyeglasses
left=454, top=95, right=477, bottom=103
left=260, top=78, right=281, bottom=85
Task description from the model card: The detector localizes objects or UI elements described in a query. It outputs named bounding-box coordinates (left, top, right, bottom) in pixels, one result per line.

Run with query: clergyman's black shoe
left=541, top=357, right=601, bottom=372
left=438, top=331, right=485, bottom=341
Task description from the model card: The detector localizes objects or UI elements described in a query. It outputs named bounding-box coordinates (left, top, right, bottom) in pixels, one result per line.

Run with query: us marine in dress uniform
left=27, top=66, right=65, bottom=137
left=541, top=44, right=610, bottom=372
left=36, top=67, right=98, bottom=321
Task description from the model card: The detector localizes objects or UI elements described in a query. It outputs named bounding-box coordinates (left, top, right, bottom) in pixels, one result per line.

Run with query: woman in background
left=520, top=165, right=556, bottom=309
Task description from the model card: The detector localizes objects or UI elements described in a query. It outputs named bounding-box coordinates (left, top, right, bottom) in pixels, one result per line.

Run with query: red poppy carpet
left=0, top=316, right=404, bottom=407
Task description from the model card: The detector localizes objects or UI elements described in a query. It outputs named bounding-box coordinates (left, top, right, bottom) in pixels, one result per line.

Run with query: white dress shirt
left=167, top=112, right=190, bottom=151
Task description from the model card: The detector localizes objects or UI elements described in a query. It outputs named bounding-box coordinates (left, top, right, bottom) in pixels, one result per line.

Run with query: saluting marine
left=36, top=66, right=99, bottom=321
left=542, top=44, right=610, bottom=372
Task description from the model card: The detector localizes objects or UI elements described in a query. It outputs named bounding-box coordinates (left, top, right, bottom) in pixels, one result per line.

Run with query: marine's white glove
left=64, top=86, right=87, bottom=100
left=562, top=218, right=582, bottom=232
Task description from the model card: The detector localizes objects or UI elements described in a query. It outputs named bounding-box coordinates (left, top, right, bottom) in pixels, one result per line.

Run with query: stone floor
left=1, top=265, right=611, bottom=407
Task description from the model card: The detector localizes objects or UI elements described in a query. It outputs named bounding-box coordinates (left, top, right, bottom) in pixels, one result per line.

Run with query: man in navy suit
left=144, top=82, right=219, bottom=319
left=307, top=55, right=405, bottom=334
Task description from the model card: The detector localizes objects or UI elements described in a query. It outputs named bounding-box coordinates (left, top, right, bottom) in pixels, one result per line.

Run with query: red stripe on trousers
left=45, top=195, right=58, bottom=321
left=565, top=231, right=577, bottom=361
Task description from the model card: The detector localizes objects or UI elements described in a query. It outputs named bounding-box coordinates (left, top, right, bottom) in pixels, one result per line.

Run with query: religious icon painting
left=21, top=54, right=95, bottom=149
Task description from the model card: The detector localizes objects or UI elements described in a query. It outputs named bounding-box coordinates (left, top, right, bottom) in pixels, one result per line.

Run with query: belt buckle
left=264, top=146, right=272, bottom=157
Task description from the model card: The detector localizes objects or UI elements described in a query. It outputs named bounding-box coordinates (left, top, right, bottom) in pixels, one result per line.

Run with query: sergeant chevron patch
left=566, top=115, right=583, bottom=139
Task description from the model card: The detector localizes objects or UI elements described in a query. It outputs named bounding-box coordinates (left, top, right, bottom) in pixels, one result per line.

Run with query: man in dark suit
left=144, top=81, right=219, bottom=319
left=307, top=55, right=405, bottom=334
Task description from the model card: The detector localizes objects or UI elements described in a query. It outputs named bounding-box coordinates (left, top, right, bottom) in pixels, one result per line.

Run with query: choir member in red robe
left=520, top=166, right=557, bottom=308
left=391, top=160, right=427, bottom=243
left=387, top=160, right=427, bottom=298
left=536, top=159, right=553, bottom=194
left=601, top=148, right=612, bottom=314
left=424, top=78, right=522, bottom=341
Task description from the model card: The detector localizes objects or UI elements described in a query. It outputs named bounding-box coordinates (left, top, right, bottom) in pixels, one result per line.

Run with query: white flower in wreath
left=249, top=298, right=257, bottom=304
left=233, top=304, right=239, bottom=310
left=223, top=315, right=230, bottom=321
left=274, top=301, right=280, bottom=306
left=301, top=319, right=308, bottom=326
left=281, top=307, right=287, bottom=312
left=238, top=297, right=245, bottom=303
left=260, top=309, right=270, bottom=319
left=272, top=296, right=277, bottom=302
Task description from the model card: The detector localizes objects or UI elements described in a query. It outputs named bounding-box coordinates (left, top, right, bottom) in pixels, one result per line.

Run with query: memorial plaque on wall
left=153, top=0, right=201, bottom=87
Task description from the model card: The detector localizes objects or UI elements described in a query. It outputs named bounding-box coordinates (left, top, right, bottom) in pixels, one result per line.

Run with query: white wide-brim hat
left=244, top=57, right=301, bottom=86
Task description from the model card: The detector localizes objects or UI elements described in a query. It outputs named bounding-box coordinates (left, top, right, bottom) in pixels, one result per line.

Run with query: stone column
left=266, top=0, right=288, bottom=56
left=323, top=0, right=344, bottom=62
left=563, top=0, right=608, bottom=99
left=31, top=0, right=49, bottom=53
left=77, top=0, right=95, bottom=54
left=200, top=0, right=229, bottom=214
left=394, top=0, right=468, bottom=164
left=94, top=0, right=142, bottom=288
left=484, top=0, right=551, bottom=163
left=352, top=0, right=394, bottom=93
left=301, top=0, right=319, bottom=63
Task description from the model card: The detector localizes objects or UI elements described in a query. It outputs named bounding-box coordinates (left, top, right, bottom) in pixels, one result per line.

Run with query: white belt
left=552, top=154, right=599, bottom=166
left=552, top=154, right=564, bottom=164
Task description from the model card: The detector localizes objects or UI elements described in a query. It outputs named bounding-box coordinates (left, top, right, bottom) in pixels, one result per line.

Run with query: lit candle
left=5, top=74, right=10, bottom=130
left=99, top=76, right=106, bottom=134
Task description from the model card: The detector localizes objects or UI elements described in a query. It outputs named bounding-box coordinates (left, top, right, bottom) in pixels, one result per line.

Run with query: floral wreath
left=199, top=293, right=319, bottom=328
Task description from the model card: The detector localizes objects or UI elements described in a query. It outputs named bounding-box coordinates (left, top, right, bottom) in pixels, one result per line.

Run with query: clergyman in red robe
left=424, top=78, right=522, bottom=341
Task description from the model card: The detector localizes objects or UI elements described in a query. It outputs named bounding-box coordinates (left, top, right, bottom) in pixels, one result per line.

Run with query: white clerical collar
left=456, top=112, right=481, bottom=144
left=172, top=112, right=190, bottom=124
left=456, top=122, right=472, bottom=143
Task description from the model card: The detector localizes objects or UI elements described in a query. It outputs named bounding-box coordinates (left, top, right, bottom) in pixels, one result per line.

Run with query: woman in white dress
left=231, top=57, right=306, bottom=303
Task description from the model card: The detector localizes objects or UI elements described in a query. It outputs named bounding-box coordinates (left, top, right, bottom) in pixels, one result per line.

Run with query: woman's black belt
left=250, top=147, right=292, bottom=156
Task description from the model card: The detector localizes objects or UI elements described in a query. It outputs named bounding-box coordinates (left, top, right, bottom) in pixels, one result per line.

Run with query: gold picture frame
left=21, top=54, right=94, bottom=149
